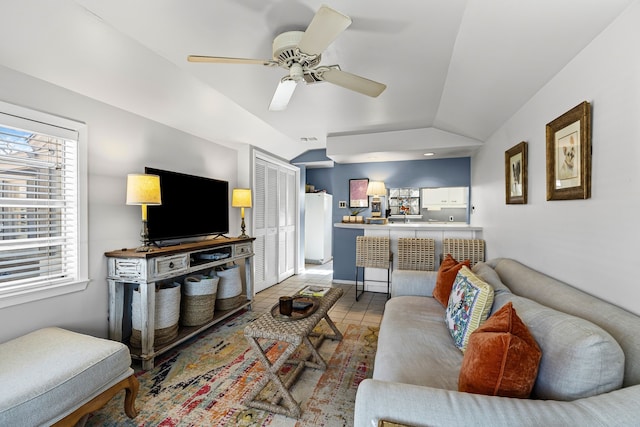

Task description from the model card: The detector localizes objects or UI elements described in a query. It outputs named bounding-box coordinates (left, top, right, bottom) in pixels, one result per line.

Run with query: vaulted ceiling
left=0, top=0, right=634, bottom=163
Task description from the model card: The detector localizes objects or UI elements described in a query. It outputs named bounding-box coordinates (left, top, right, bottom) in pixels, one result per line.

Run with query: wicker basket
left=181, top=275, right=219, bottom=326
left=215, top=294, right=245, bottom=311
left=215, top=264, right=244, bottom=311
left=130, top=282, right=181, bottom=348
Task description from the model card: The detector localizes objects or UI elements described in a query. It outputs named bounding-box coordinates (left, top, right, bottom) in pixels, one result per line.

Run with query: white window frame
left=0, top=100, right=89, bottom=308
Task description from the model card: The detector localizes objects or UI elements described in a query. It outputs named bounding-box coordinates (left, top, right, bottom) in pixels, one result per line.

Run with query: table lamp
left=366, top=181, right=386, bottom=217
left=232, top=188, right=252, bottom=238
left=126, top=173, right=162, bottom=252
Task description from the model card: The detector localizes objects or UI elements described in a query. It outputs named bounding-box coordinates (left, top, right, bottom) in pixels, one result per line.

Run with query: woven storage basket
left=181, top=275, right=219, bottom=326
left=131, top=282, right=181, bottom=347
left=215, top=264, right=243, bottom=311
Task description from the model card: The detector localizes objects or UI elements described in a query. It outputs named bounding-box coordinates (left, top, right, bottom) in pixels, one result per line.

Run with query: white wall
left=0, top=65, right=240, bottom=342
left=471, top=1, right=640, bottom=314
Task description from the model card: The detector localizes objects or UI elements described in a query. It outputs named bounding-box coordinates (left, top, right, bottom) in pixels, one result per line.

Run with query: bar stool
left=397, top=237, right=436, bottom=271
left=355, top=236, right=393, bottom=301
left=442, top=238, right=486, bottom=267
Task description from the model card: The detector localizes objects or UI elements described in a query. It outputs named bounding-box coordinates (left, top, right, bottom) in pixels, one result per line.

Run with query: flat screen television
left=145, top=167, right=229, bottom=243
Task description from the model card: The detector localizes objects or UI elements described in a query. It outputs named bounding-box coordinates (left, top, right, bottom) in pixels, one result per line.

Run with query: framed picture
left=546, top=101, right=591, bottom=200
left=349, top=178, right=369, bottom=208
left=505, top=141, right=527, bottom=204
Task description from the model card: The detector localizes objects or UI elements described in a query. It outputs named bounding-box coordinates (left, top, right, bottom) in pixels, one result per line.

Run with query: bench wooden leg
left=122, top=374, right=140, bottom=418
left=52, top=374, right=139, bottom=427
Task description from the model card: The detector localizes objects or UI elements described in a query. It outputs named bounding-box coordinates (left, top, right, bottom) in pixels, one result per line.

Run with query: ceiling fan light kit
left=288, top=62, right=304, bottom=82
left=188, top=5, right=386, bottom=111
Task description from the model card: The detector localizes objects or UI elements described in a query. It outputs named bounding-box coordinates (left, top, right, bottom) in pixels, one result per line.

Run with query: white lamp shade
left=232, top=188, right=252, bottom=208
left=366, top=181, right=387, bottom=197
left=126, top=174, right=162, bottom=205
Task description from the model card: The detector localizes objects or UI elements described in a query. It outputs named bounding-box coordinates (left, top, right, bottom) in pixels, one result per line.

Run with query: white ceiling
left=0, top=0, right=634, bottom=163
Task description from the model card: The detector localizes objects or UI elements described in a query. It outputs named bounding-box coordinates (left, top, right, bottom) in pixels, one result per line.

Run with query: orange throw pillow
left=433, top=254, right=470, bottom=307
left=458, top=302, right=542, bottom=398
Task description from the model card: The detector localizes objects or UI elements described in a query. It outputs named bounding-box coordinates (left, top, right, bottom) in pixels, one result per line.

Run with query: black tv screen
left=145, top=167, right=229, bottom=242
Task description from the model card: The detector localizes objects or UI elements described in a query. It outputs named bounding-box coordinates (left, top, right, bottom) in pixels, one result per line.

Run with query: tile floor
left=251, top=261, right=387, bottom=328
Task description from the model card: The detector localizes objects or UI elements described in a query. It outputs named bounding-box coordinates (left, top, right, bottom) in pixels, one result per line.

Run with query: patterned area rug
left=87, top=310, right=378, bottom=427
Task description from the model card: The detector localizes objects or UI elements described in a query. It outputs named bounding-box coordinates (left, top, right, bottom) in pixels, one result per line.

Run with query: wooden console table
left=105, top=237, right=254, bottom=369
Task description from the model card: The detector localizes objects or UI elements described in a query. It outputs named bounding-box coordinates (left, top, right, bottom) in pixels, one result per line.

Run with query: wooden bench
left=0, top=327, right=138, bottom=426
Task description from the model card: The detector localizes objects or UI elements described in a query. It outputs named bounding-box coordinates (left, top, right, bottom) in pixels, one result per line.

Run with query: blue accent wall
left=303, top=156, right=471, bottom=281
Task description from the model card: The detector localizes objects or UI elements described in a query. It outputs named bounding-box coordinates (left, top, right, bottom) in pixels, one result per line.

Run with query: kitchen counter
left=334, top=222, right=482, bottom=231
left=333, top=222, right=482, bottom=293
left=333, top=221, right=483, bottom=294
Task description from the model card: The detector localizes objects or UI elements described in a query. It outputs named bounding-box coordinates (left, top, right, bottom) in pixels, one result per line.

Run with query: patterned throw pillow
left=444, top=266, right=494, bottom=352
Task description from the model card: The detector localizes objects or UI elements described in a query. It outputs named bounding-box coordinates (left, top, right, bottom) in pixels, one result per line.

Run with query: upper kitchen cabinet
left=421, top=187, right=468, bottom=209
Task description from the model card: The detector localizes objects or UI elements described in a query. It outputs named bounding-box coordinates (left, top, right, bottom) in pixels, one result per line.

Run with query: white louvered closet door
left=253, top=160, right=266, bottom=289
left=253, top=154, right=299, bottom=292
left=278, top=167, right=296, bottom=282
left=253, top=158, right=279, bottom=292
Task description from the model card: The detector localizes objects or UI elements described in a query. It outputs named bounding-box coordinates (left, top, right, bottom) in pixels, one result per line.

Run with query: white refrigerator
left=304, top=193, right=333, bottom=264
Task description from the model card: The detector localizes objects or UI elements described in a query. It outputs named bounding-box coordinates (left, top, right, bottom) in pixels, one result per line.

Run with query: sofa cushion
left=444, top=266, right=494, bottom=352
left=0, top=327, right=133, bottom=426
left=390, top=270, right=437, bottom=298
left=433, top=254, right=470, bottom=307
left=458, top=302, right=541, bottom=398
left=492, top=292, right=625, bottom=400
left=490, top=257, right=640, bottom=387
left=472, top=262, right=512, bottom=299
left=374, top=296, right=462, bottom=390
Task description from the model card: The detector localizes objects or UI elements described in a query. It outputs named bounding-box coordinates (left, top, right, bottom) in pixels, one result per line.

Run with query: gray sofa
left=354, top=258, right=640, bottom=427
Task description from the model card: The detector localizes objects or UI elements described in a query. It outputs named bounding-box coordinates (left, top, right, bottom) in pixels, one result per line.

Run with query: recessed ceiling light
left=423, top=152, right=435, bottom=156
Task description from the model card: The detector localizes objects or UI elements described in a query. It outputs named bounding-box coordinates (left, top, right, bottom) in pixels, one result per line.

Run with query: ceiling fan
left=187, top=5, right=386, bottom=111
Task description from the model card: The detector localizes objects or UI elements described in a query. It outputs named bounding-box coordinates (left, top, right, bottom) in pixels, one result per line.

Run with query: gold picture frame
left=546, top=101, right=591, bottom=200
left=505, top=141, right=527, bottom=204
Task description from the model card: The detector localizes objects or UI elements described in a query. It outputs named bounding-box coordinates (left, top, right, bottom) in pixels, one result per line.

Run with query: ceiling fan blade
left=269, top=79, right=298, bottom=111
left=321, top=68, right=386, bottom=97
left=297, top=5, right=352, bottom=56
left=187, top=55, right=276, bottom=66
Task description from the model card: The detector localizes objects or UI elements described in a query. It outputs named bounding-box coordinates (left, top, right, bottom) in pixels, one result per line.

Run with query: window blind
left=0, top=122, right=79, bottom=295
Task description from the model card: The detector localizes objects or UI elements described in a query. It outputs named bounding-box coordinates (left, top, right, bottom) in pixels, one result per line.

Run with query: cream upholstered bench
left=0, top=327, right=138, bottom=426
